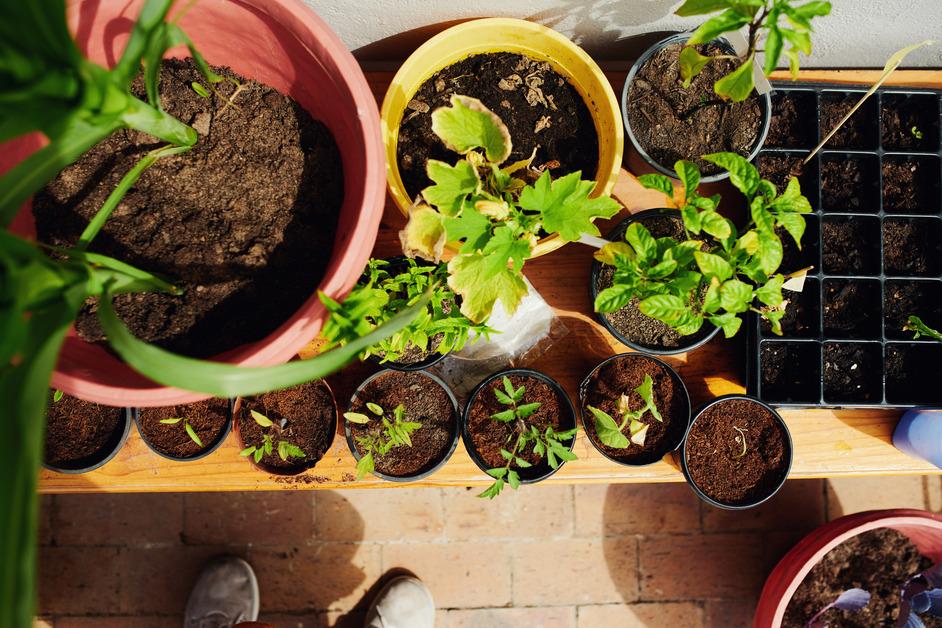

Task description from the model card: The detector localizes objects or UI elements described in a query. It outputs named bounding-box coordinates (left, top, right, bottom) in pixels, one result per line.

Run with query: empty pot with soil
left=621, top=33, right=771, bottom=182
left=681, top=394, right=792, bottom=509
left=44, top=391, right=131, bottom=474
left=234, top=379, right=338, bottom=475
left=135, top=398, right=232, bottom=462
left=580, top=353, right=691, bottom=466
left=343, top=370, right=459, bottom=482
left=463, top=368, right=577, bottom=497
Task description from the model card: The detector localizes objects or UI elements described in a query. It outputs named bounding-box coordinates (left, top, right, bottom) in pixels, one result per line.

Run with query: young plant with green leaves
left=320, top=258, right=493, bottom=363
left=586, top=375, right=662, bottom=449
left=594, top=153, right=812, bottom=338
left=344, top=402, right=422, bottom=479
left=239, top=410, right=306, bottom=464
left=478, top=377, right=577, bottom=499
left=905, top=316, right=942, bottom=341
left=158, top=416, right=203, bottom=448
left=675, top=0, right=831, bottom=101
left=399, top=95, right=620, bottom=323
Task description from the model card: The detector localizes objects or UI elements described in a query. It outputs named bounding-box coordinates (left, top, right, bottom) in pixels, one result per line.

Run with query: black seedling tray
left=746, top=82, right=942, bottom=409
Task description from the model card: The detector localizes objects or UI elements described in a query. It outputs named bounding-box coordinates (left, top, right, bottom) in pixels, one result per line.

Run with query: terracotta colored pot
left=1, top=0, right=384, bottom=407
left=754, top=509, right=942, bottom=627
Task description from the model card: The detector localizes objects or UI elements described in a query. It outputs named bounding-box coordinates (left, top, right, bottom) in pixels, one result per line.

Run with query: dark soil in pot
left=820, top=155, right=879, bottom=213
left=822, top=216, right=880, bottom=276
left=882, top=156, right=941, bottom=214
left=33, top=58, right=343, bottom=358
left=684, top=398, right=790, bottom=507
left=137, top=398, right=230, bottom=459
left=766, top=90, right=816, bottom=149
left=44, top=392, right=127, bottom=470
left=580, top=355, right=689, bottom=465
left=347, top=371, right=456, bottom=478
left=237, top=380, right=336, bottom=474
left=626, top=43, right=763, bottom=175
left=397, top=52, right=598, bottom=198
left=884, top=280, right=942, bottom=340
left=883, top=218, right=942, bottom=277
left=886, top=344, right=942, bottom=405
left=823, top=342, right=882, bottom=403
left=761, top=278, right=819, bottom=338
left=783, top=528, right=939, bottom=628
left=761, top=342, right=821, bottom=403
left=824, top=280, right=881, bottom=338
left=882, top=93, right=940, bottom=151
left=819, top=92, right=878, bottom=149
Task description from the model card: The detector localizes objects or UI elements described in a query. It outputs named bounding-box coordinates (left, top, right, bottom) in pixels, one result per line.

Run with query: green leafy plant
left=344, top=402, right=422, bottom=479
left=586, top=375, right=662, bottom=448
left=320, top=258, right=493, bottom=363
left=399, top=95, right=620, bottom=323
left=52, top=390, right=63, bottom=403
left=911, top=126, right=925, bottom=140
left=239, top=410, right=306, bottom=464
left=905, top=316, right=942, bottom=341
left=158, top=416, right=203, bottom=447
left=478, top=377, right=577, bottom=499
left=594, top=153, right=812, bottom=338
left=675, top=0, right=832, bottom=101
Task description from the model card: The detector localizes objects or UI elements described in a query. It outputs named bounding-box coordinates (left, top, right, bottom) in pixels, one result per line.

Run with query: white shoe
left=184, top=556, right=260, bottom=628
left=365, top=576, right=435, bottom=628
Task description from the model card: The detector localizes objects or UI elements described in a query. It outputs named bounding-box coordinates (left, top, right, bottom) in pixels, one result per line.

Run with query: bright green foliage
left=905, top=316, right=942, bottom=341
left=157, top=416, right=203, bottom=447
left=676, top=0, right=832, bottom=101
left=594, top=153, right=811, bottom=338
left=586, top=375, right=662, bottom=449
left=345, top=402, right=422, bottom=479
left=400, top=95, right=620, bottom=323
left=320, top=258, right=493, bottom=363
left=239, top=409, right=306, bottom=464
left=52, top=390, right=63, bottom=403
left=478, top=377, right=578, bottom=499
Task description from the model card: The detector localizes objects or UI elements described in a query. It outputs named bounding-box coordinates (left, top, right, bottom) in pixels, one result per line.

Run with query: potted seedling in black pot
left=135, top=398, right=232, bottom=462
left=235, top=380, right=337, bottom=475
left=343, top=369, right=459, bottom=482
left=463, top=369, right=578, bottom=498
left=681, top=394, right=792, bottom=509
left=580, top=353, right=691, bottom=466
left=592, top=154, right=812, bottom=353
left=43, top=390, right=131, bottom=474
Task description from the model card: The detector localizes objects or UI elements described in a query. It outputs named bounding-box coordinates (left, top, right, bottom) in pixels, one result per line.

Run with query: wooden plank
left=39, top=69, right=942, bottom=494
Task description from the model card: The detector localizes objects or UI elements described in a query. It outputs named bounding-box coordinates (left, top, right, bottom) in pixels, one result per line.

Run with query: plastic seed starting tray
left=746, top=83, right=942, bottom=409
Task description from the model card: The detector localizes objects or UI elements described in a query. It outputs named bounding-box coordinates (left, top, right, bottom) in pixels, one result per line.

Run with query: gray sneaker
left=365, top=576, right=435, bottom=628
left=185, top=556, right=260, bottom=628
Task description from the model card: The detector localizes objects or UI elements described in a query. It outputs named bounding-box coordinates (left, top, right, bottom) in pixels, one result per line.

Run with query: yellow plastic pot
left=381, top=18, right=623, bottom=257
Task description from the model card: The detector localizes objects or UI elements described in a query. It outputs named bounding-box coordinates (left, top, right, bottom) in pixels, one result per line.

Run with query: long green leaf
left=112, top=0, right=175, bottom=87
left=120, top=96, right=196, bottom=146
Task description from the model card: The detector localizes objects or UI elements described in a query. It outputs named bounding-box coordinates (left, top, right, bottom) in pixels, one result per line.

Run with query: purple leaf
left=832, top=588, right=871, bottom=611
left=903, top=612, right=926, bottom=628
left=912, top=589, right=942, bottom=616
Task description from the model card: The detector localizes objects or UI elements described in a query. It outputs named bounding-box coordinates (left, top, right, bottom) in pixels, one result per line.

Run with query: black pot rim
left=578, top=352, right=693, bottom=467
left=462, top=367, right=577, bottom=484
left=680, top=393, right=794, bottom=510
left=133, top=399, right=234, bottom=463
left=621, top=32, right=772, bottom=183
left=344, top=369, right=461, bottom=482
left=233, top=381, right=339, bottom=476
left=589, top=209, right=722, bottom=355
left=43, top=407, right=133, bottom=474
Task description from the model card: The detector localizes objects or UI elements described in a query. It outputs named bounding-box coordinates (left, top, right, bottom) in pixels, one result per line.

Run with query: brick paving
left=36, top=476, right=942, bottom=627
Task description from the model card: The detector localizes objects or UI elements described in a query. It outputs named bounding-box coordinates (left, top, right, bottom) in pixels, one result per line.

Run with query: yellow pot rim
left=380, top=17, right=624, bottom=258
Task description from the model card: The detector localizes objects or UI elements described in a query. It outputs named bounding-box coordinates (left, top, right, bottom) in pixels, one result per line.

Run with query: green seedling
left=158, top=417, right=203, bottom=447
left=191, top=81, right=211, bottom=98
left=239, top=410, right=305, bottom=464
left=344, top=402, right=422, bottom=479
left=52, top=390, right=63, bottom=403
left=905, top=316, right=942, bottom=341
left=321, top=258, right=494, bottom=363
left=676, top=0, right=832, bottom=102
left=399, top=95, right=620, bottom=323
left=732, top=425, right=748, bottom=458
left=911, top=125, right=925, bottom=140
left=594, top=154, right=812, bottom=338
left=586, top=375, right=662, bottom=449
left=479, top=377, right=577, bottom=499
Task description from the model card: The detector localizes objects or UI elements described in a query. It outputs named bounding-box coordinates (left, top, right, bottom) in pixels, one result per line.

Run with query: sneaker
left=185, top=556, right=260, bottom=628
left=365, top=576, right=435, bottom=628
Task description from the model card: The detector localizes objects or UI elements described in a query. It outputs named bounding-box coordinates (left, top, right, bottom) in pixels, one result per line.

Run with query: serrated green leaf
left=356, top=451, right=375, bottom=479
left=507, top=470, right=522, bottom=490
left=694, top=251, right=733, bottom=281
left=905, top=316, right=942, bottom=341
left=494, top=388, right=513, bottom=405
left=500, top=448, right=514, bottom=461
left=431, top=95, right=511, bottom=163
left=514, top=457, right=533, bottom=468
left=442, top=206, right=491, bottom=253
left=519, top=171, right=620, bottom=241
left=422, top=159, right=479, bottom=216
left=503, top=376, right=516, bottom=399
left=253, top=448, right=263, bottom=463
left=447, top=240, right=530, bottom=323
left=487, top=467, right=508, bottom=479
left=344, top=412, right=371, bottom=424
left=239, top=446, right=256, bottom=457
left=516, top=402, right=542, bottom=418
left=250, top=409, right=273, bottom=428
left=478, top=479, right=504, bottom=499
left=490, top=409, right=517, bottom=423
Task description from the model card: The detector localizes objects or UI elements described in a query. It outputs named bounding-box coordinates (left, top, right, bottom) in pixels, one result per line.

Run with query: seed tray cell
left=747, top=83, right=942, bottom=408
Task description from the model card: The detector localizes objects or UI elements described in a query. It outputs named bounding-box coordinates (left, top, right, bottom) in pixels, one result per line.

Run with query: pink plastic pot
left=755, top=509, right=942, bottom=627
left=1, top=0, right=384, bottom=407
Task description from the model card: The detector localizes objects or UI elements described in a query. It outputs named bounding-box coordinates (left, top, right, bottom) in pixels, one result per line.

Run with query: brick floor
left=36, top=476, right=942, bottom=627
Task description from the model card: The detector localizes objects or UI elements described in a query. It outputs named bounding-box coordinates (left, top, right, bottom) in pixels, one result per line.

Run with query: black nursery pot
left=621, top=32, right=772, bottom=183
left=133, top=399, right=233, bottom=463
left=579, top=353, right=692, bottom=466
left=590, top=209, right=721, bottom=355
left=680, top=394, right=793, bottom=510
left=344, top=369, right=460, bottom=482
left=43, top=407, right=132, bottom=475
left=462, top=368, right=578, bottom=484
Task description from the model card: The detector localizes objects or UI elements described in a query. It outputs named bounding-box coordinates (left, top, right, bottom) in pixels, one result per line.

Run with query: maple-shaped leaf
left=431, top=95, right=512, bottom=164
left=447, top=227, right=532, bottom=322
left=518, top=171, right=620, bottom=241
left=442, top=206, right=492, bottom=253
left=399, top=204, right=446, bottom=262
left=422, top=159, right=479, bottom=216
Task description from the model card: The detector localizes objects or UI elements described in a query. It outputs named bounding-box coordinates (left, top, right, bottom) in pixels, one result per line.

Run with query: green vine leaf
left=519, top=171, right=620, bottom=241
left=430, top=95, right=512, bottom=163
